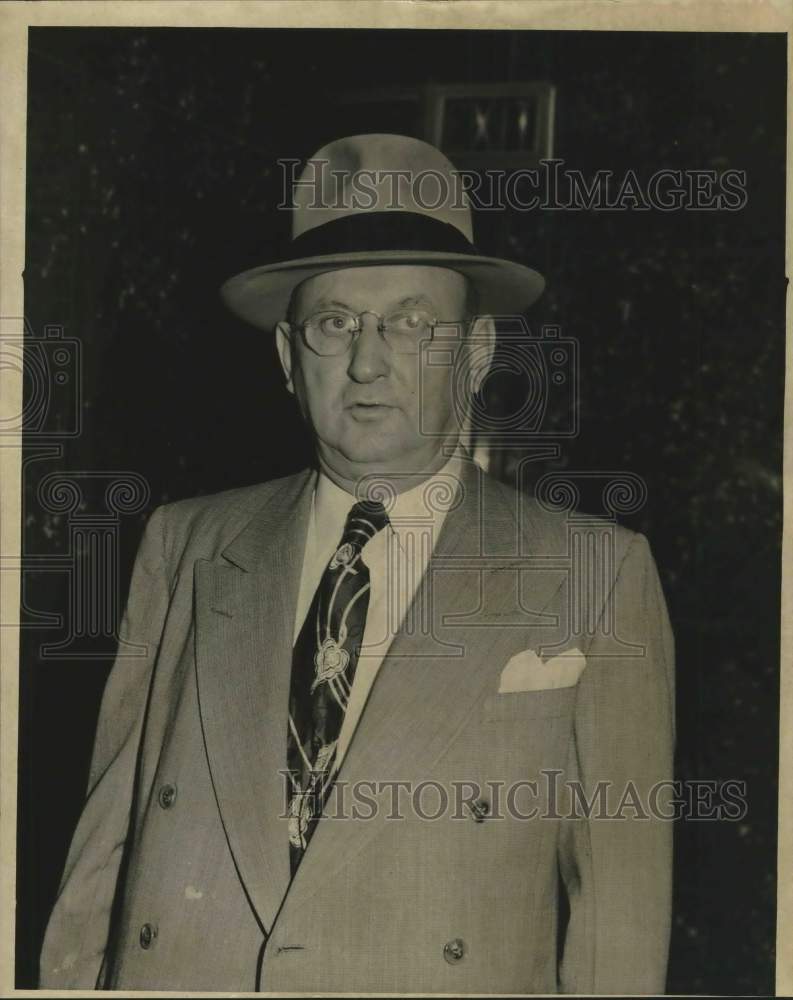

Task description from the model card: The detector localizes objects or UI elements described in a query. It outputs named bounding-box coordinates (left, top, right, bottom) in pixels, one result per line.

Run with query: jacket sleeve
left=38, top=505, right=171, bottom=989
left=557, top=532, right=676, bottom=994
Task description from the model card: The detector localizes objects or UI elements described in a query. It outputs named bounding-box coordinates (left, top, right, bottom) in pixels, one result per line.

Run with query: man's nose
left=346, top=313, right=390, bottom=383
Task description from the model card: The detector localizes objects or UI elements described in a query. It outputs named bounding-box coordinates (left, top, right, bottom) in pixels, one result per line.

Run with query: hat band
left=287, top=211, right=478, bottom=260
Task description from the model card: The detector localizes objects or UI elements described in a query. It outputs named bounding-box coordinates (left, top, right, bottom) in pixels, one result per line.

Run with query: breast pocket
left=482, top=685, right=578, bottom=722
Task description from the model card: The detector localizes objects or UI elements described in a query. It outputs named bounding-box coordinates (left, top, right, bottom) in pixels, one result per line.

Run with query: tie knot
left=341, top=500, right=389, bottom=551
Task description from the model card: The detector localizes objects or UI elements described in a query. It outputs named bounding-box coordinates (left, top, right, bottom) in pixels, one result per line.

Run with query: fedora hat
left=220, top=133, right=545, bottom=330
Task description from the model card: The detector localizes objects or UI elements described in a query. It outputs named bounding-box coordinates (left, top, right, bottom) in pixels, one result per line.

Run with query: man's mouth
left=347, top=401, right=395, bottom=418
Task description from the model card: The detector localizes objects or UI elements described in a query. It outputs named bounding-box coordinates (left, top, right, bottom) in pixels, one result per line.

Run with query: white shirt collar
left=312, top=449, right=465, bottom=554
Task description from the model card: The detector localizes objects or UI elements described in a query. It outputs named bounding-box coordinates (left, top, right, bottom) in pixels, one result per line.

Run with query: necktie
left=286, top=498, right=390, bottom=875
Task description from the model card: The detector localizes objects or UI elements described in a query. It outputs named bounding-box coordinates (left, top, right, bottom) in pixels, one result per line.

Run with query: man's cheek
left=419, top=368, right=457, bottom=432
left=300, top=369, right=336, bottom=419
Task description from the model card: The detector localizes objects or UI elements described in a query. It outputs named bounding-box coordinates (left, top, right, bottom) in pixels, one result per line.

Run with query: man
left=40, top=134, right=675, bottom=993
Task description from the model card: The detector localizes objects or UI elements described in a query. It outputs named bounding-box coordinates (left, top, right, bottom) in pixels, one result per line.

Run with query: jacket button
left=139, top=923, right=157, bottom=949
left=443, top=938, right=465, bottom=964
left=158, top=783, right=177, bottom=809
left=469, top=798, right=489, bottom=822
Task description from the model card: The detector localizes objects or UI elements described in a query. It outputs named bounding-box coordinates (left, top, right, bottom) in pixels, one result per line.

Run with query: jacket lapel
left=282, top=459, right=569, bottom=918
left=194, top=468, right=314, bottom=934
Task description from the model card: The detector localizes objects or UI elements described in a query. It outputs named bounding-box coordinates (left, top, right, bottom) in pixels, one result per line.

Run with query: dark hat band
left=286, top=211, right=479, bottom=260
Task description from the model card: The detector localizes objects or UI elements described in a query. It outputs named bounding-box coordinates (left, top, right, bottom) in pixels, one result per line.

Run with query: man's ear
left=466, top=315, right=496, bottom=395
left=275, top=321, right=295, bottom=395
left=459, top=315, right=496, bottom=459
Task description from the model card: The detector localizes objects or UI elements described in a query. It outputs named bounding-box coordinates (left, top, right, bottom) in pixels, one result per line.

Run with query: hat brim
left=220, top=251, right=545, bottom=331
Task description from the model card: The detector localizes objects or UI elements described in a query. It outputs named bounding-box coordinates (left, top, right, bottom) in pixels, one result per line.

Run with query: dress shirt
left=293, top=452, right=464, bottom=769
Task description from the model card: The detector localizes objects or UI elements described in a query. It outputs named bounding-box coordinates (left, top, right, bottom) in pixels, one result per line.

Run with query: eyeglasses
left=290, top=308, right=454, bottom=357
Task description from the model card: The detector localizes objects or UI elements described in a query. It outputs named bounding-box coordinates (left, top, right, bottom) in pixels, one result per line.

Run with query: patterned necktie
left=286, top=498, right=390, bottom=875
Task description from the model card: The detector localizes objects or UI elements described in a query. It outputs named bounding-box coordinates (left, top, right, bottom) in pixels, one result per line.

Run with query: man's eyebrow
left=299, top=295, right=436, bottom=313
left=392, top=295, right=435, bottom=309
left=301, top=298, right=352, bottom=312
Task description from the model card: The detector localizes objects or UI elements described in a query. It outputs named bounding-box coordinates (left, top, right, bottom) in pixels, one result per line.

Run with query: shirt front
left=293, top=453, right=464, bottom=769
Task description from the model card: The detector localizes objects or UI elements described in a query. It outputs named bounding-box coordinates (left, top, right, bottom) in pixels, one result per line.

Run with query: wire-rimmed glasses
left=291, top=308, right=453, bottom=356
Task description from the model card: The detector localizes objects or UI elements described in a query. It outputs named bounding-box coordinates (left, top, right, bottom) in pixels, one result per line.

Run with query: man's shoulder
left=159, top=470, right=307, bottom=519
left=154, top=468, right=313, bottom=556
left=481, top=466, right=639, bottom=565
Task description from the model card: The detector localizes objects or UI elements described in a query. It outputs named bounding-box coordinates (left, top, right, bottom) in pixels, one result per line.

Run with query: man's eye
left=317, top=313, right=355, bottom=335
left=389, top=310, right=432, bottom=332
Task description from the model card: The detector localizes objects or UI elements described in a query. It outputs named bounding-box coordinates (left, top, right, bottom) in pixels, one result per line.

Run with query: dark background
left=18, top=28, right=785, bottom=993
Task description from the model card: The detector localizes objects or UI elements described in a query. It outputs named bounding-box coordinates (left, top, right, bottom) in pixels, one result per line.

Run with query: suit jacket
left=39, top=459, right=675, bottom=994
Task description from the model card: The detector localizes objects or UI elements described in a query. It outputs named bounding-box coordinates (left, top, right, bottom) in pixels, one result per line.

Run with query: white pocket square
left=498, top=647, right=587, bottom=693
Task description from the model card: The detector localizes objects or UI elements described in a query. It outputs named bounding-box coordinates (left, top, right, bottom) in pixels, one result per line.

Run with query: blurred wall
left=18, top=27, right=785, bottom=992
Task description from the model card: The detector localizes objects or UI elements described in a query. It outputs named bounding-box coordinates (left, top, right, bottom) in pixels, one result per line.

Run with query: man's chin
left=332, top=427, right=421, bottom=468
left=339, top=441, right=408, bottom=466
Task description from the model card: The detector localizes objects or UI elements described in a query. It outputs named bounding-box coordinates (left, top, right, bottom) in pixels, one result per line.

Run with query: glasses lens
left=303, top=311, right=357, bottom=356
left=382, top=309, right=435, bottom=354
